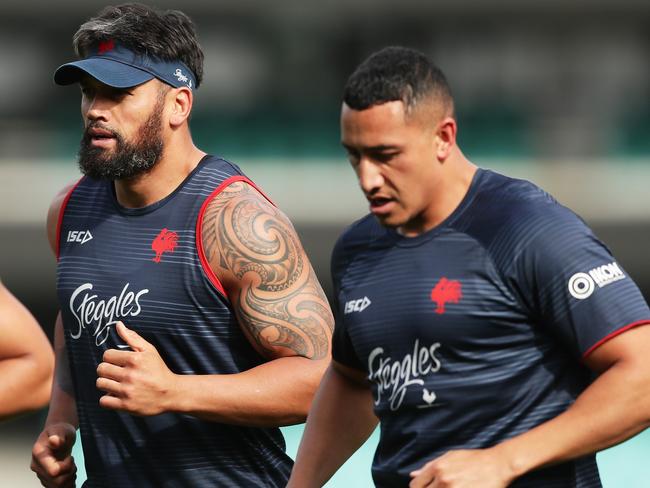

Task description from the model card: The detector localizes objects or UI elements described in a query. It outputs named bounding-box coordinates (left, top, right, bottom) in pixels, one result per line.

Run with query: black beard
left=77, top=99, right=164, bottom=180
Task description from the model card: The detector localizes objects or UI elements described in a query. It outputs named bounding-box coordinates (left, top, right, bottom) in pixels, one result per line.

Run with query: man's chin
left=373, top=213, right=402, bottom=228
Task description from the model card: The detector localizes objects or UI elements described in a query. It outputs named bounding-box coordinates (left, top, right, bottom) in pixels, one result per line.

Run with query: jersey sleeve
left=330, top=234, right=366, bottom=371
left=508, top=206, right=650, bottom=358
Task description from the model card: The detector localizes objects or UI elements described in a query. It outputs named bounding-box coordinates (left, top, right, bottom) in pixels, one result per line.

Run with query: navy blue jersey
left=56, top=155, right=292, bottom=487
left=331, top=168, right=650, bottom=487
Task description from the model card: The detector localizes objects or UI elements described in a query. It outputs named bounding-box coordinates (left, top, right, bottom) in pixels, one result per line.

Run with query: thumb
left=47, top=424, right=76, bottom=454
left=116, top=321, right=151, bottom=352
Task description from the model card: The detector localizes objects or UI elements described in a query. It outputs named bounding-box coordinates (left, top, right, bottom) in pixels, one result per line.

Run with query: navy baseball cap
left=54, top=40, right=196, bottom=90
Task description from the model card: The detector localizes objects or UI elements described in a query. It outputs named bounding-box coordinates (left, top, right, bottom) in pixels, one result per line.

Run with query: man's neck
left=114, top=140, right=206, bottom=209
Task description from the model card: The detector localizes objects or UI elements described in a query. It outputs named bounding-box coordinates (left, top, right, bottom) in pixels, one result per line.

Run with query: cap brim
left=54, top=58, right=154, bottom=88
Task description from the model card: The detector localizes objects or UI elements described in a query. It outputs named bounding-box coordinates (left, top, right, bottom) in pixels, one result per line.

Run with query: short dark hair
left=73, top=3, right=204, bottom=88
left=343, top=46, right=453, bottom=117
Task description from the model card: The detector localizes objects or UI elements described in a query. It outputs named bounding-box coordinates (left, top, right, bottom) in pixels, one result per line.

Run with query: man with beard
left=30, top=4, right=333, bottom=487
left=0, top=281, right=53, bottom=420
left=287, top=47, right=650, bottom=487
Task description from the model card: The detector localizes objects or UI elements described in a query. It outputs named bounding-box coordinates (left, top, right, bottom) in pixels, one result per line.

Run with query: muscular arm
left=98, top=181, right=334, bottom=426
left=176, top=181, right=334, bottom=425
left=202, top=181, right=332, bottom=359
left=288, top=361, right=378, bottom=487
left=96, top=181, right=334, bottom=426
left=0, top=282, right=54, bottom=420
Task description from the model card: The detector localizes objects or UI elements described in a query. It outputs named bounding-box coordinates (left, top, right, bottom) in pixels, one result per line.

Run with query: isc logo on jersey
left=344, top=296, right=371, bottom=314
left=568, top=261, right=625, bottom=300
left=66, top=230, right=93, bottom=244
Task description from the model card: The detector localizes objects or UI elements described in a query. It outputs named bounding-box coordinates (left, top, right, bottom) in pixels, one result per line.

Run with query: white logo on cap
left=173, top=68, right=191, bottom=88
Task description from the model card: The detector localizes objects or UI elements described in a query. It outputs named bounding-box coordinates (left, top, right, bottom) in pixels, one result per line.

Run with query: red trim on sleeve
left=582, top=320, right=650, bottom=358
left=55, top=178, right=85, bottom=261
left=195, top=175, right=276, bottom=300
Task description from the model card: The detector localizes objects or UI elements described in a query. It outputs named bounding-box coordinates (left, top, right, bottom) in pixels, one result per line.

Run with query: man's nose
left=84, top=96, right=110, bottom=123
left=357, top=159, right=384, bottom=196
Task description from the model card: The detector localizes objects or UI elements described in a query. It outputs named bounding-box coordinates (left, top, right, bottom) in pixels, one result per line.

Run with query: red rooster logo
left=151, top=228, right=179, bottom=263
left=430, top=277, right=462, bottom=314
left=97, top=39, right=115, bottom=54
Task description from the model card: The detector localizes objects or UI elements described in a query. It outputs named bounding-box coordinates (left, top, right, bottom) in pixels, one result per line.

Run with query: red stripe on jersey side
left=582, top=319, right=650, bottom=359
left=195, top=175, right=277, bottom=300
left=55, top=178, right=85, bottom=261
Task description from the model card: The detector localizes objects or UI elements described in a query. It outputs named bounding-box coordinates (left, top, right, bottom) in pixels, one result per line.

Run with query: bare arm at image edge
left=0, top=282, right=54, bottom=420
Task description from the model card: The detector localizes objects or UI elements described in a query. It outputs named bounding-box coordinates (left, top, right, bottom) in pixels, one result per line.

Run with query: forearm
left=288, top=363, right=378, bottom=488
left=0, top=355, right=52, bottom=419
left=45, top=313, right=78, bottom=428
left=45, top=381, right=79, bottom=429
left=169, top=356, right=329, bottom=427
left=493, top=356, right=650, bottom=480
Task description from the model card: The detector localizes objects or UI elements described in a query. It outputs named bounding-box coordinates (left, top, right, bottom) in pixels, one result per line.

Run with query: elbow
left=26, top=351, right=55, bottom=411
left=0, top=353, right=53, bottom=420
left=24, top=379, right=52, bottom=412
left=292, top=357, right=331, bottom=424
left=33, top=369, right=54, bottom=410
left=288, top=394, right=315, bottom=425
left=613, top=358, right=650, bottom=428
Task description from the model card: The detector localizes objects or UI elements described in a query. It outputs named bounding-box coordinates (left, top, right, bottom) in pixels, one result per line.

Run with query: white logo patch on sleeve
left=568, top=261, right=625, bottom=299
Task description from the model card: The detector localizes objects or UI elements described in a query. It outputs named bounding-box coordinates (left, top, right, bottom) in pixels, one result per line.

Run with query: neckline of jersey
left=107, top=154, right=213, bottom=216
left=386, top=167, right=486, bottom=248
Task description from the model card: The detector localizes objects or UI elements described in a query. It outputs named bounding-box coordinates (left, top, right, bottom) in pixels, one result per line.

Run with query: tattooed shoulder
left=201, top=181, right=333, bottom=359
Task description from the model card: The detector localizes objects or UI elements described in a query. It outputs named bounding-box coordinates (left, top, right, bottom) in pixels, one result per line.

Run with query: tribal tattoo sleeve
left=201, top=181, right=333, bottom=360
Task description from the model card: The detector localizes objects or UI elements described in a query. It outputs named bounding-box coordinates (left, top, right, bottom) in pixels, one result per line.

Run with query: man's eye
left=109, top=90, right=129, bottom=100
left=375, top=152, right=397, bottom=163
left=346, top=152, right=360, bottom=166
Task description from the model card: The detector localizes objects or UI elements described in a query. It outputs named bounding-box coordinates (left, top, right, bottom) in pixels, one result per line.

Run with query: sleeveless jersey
left=332, top=168, right=650, bottom=487
left=56, top=155, right=293, bottom=487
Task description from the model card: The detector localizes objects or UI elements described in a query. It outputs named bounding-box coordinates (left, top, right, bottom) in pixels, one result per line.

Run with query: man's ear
left=169, top=87, right=193, bottom=127
left=435, top=117, right=457, bottom=161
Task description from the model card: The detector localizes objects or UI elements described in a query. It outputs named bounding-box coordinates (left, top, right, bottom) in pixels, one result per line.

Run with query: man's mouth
left=87, top=128, right=117, bottom=147
left=368, top=197, right=395, bottom=215
left=369, top=197, right=391, bottom=207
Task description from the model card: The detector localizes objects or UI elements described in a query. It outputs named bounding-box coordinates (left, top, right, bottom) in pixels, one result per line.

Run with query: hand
left=30, top=422, right=77, bottom=488
left=96, top=321, right=178, bottom=416
left=409, top=448, right=514, bottom=488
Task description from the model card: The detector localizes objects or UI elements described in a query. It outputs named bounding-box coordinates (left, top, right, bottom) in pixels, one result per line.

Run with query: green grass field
left=70, top=425, right=650, bottom=486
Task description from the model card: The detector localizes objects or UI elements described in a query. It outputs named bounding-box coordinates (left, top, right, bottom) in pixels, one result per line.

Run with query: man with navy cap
left=30, top=4, right=333, bottom=487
